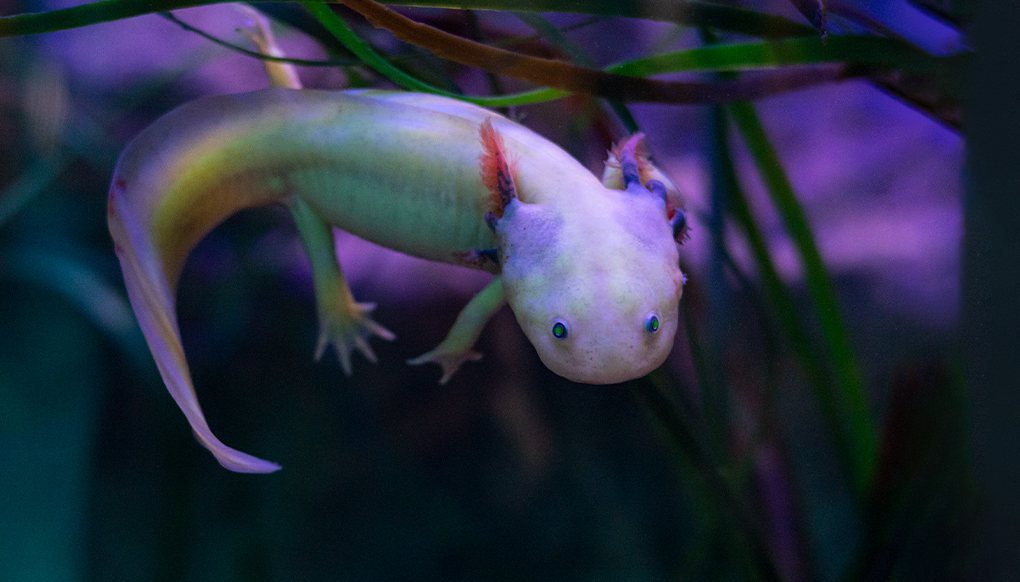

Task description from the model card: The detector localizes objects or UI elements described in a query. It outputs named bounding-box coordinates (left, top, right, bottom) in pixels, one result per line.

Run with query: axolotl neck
left=492, top=154, right=685, bottom=385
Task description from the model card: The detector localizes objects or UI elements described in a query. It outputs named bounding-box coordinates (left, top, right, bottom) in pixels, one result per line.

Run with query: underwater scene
left=2, top=0, right=1006, bottom=580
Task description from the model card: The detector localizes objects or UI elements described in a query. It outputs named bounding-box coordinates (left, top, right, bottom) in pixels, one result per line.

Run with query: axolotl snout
left=107, top=88, right=687, bottom=472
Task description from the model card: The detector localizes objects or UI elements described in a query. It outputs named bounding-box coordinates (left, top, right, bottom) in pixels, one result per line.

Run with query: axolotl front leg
left=405, top=114, right=525, bottom=382
left=407, top=276, right=506, bottom=383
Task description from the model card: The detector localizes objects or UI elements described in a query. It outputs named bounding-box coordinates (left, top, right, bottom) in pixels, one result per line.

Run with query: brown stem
left=339, top=0, right=855, bottom=104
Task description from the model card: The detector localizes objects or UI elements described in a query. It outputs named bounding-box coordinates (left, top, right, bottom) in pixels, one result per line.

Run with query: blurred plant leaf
left=0, top=154, right=66, bottom=229
left=311, top=0, right=852, bottom=104
left=907, top=0, right=970, bottom=27
left=2, top=0, right=958, bottom=118
left=869, top=55, right=969, bottom=130
left=0, top=280, right=105, bottom=582
left=248, top=1, right=356, bottom=54
left=700, top=25, right=853, bottom=489
left=511, top=11, right=638, bottom=132
left=727, top=101, right=877, bottom=497
left=611, top=35, right=948, bottom=76
left=850, top=362, right=971, bottom=581
left=0, top=0, right=816, bottom=38
left=302, top=2, right=504, bottom=101
left=159, top=10, right=357, bottom=67
left=828, top=1, right=918, bottom=47
left=787, top=0, right=827, bottom=37
left=1, top=248, right=150, bottom=369
left=701, top=105, right=735, bottom=454
left=636, top=373, right=784, bottom=582
left=406, top=0, right=816, bottom=37
left=713, top=110, right=841, bottom=447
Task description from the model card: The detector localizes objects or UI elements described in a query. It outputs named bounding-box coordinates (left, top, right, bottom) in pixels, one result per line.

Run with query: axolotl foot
left=406, top=276, right=506, bottom=384
left=407, top=344, right=484, bottom=385
left=315, top=301, right=396, bottom=376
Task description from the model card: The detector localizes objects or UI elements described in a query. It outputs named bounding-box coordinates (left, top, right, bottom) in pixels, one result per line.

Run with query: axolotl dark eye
left=552, top=319, right=569, bottom=339
left=645, top=313, right=660, bottom=333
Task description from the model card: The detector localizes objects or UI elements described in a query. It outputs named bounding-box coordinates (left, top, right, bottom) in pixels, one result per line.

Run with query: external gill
left=602, top=133, right=689, bottom=244
left=479, top=117, right=519, bottom=231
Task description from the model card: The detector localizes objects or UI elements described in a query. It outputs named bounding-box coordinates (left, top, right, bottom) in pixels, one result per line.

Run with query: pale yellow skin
left=107, top=23, right=685, bottom=472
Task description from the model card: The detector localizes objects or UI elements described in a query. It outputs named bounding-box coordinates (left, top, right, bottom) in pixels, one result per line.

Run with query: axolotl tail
left=105, top=91, right=319, bottom=473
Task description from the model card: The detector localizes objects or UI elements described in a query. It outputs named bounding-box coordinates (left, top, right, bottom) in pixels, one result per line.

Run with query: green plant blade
left=512, top=11, right=638, bottom=132
left=0, top=0, right=815, bottom=38
left=610, top=35, right=940, bottom=76
left=717, top=111, right=852, bottom=478
left=728, top=100, right=877, bottom=496
left=2, top=249, right=150, bottom=367
left=302, top=2, right=568, bottom=107
left=636, top=374, right=784, bottom=582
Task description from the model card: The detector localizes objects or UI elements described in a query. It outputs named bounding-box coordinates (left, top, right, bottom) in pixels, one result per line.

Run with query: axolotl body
left=107, top=88, right=687, bottom=473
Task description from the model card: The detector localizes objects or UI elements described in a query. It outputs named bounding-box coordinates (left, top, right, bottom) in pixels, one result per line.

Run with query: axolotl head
left=490, top=133, right=687, bottom=385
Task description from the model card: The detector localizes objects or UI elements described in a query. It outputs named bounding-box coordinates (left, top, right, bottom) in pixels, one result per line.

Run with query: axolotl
left=107, top=88, right=688, bottom=473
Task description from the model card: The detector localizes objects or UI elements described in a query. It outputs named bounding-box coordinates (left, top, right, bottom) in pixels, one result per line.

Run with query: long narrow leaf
left=0, top=0, right=815, bottom=38
left=334, top=0, right=851, bottom=105
left=302, top=2, right=568, bottom=106
left=512, top=11, right=638, bottom=132
left=159, top=11, right=358, bottom=67
left=0, top=154, right=66, bottom=229
left=636, top=375, right=784, bottom=582
left=720, top=115, right=853, bottom=478
left=611, top=35, right=943, bottom=76
left=2, top=249, right=150, bottom=367
left=728, top=101, right=877, bottom=495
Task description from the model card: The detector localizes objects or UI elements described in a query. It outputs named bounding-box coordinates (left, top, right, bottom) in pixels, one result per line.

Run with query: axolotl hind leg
left=244, top=11, right=393, bottom=375
left=289, top=197, right=395, bottom=375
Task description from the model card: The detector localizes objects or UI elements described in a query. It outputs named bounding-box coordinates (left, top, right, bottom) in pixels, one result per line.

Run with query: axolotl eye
left=551, top=319, right=569, bottom=339
left=645, top=313, right=660, bottom=333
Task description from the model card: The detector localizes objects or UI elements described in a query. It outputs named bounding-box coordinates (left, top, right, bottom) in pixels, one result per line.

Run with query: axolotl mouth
left=509, top=280, right=682, bottom=385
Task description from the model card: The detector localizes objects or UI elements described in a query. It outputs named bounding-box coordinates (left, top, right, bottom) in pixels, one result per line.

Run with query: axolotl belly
left=107, top=88, right=687, bottom=472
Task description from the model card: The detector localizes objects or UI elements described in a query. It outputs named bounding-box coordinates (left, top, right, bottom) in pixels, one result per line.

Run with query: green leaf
left=635, top=373, right=784, bottom=582
left=0, top=154, right=66, bottom=229
left=610, top=35, right=940, bottom=76
left=717, top=111, right=850, bottom=476
left=728, top=101, right=877, bottom=496
left=402, top=0, right=817, bottom=37
left=512, top=11, right=638, bottom=132
left=2, top=248, right=150, bottom=367
left=0, top=0, right=816, bottom=39
left=301, top=2, right=568, bottom=106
